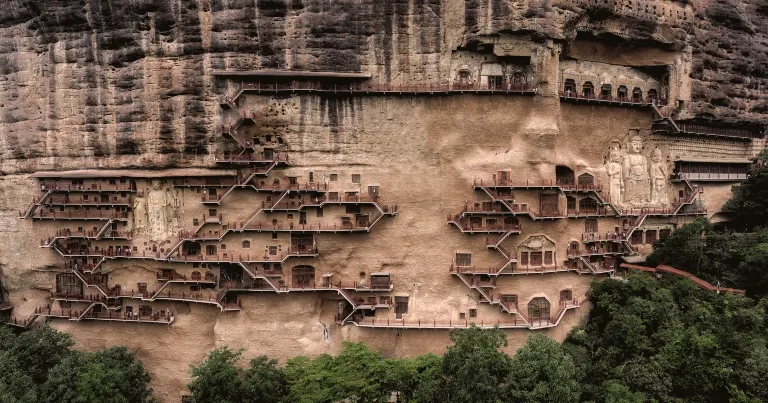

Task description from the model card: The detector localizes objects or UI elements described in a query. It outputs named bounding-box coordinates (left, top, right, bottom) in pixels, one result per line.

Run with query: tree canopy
left=563, top=272, right=768, bottom=403
left=647, top=218, right=768, bottom=297
left=722, top=150, right=768, bottom=231
left=189, top=347, right=285, bottom=403
left=189, top=327, right=579, bottom=403
left=0, top=325, right=154, bottom=403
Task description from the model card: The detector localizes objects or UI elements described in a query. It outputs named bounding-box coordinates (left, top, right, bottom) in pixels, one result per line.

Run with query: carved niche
left=603, top=133, right=671, bottom=208
left=518, top=235, right=557, bottom=267
left=145, top=179, right=173, bottom=243
left=132, top=190, right=148, bottom=236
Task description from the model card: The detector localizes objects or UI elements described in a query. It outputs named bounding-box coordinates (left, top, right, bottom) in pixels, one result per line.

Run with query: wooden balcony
left=447, top=217, right=522, bottom=234
left=230, top=80, right=537, bottom=98
left=565, top=206, right=617, bottom=218
left=80, top=310, right=175, bottom=324
left=41, top=229, right=132, bottom=246
left=566, top=248, right=622, bottom=258
left=167, top=246, right=318, bottom=264
left=40, top=181, right=136, bottom=193
left=559, top=91, right=659, bottom=107
left=172, top=177, right=239, bottom=188
left=156, top=271, right=217, bottom=284
left=45, top=195, right=131, bottom=206
left=581, top=233, right=624, bottom=243
left=214, top=152, right=289, bottom=165
left=31, top=209, right=129, bottom=221
left=244, top=215, right=387, bottom=233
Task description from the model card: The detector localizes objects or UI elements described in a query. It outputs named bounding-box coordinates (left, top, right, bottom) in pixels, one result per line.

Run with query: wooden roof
left=674, top=157, right=751, bottom=164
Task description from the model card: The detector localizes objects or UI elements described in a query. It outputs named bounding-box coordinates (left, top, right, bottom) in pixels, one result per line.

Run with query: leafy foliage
left=646, top=217, right=768, bottom=297
left=189, top=347, right=285, bottom=403
left=188, top=347, right=244, bottom=403
left=283, top=342, right=395, bottom=403
left=722, top=150, right=768, bottom=231
left=0, top=326, right=154, bottom=403
left=441, top=326, right=511, bottom=403
left=507, top=334, right=580, bottom=403
left=192, top=327, right=581, bottom=403
left=564, top=273, right=768, bottom=403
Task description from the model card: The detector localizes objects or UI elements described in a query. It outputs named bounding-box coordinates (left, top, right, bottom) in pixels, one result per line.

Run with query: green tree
left=42, top=346, right=154, bottom=403
left=0, top=325, right=17, bottom=350
left=188, top=347, right=245, bottom=403
left=77, top=347, right=154, bottom=403
left=722, top=150, right=768, bottom=231
left=564, top=272, right=768, bottom=403
left=241, top=356, right=285, bottom=403
left=283, top=342, right=392, bottom=403
left=41, top=352, right=84, bottom=403
left=385, top=353, right=445, bottom=403
left=10, top=326, right=74, bottom=384
left=0, top=351, right=37, bottom=403
left=506, top=334, right=580, bottom=403
left=601, top=380, right=644, bottom=403
left=441, top=325, right=511, bottom=403
left=646, top=218, right=713, bottom=275
left=647, top=220, right=768, bottom=297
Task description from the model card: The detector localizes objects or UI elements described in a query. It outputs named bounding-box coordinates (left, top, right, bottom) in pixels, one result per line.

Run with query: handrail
left=559, top=90, right=662, bottom=106
left=235, top=81, right=537, bottom=94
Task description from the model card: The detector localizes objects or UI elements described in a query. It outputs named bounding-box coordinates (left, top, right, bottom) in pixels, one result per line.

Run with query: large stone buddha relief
left=133, top=180, right=183, bottom=244
left=603, top=132, right=671, bottom=209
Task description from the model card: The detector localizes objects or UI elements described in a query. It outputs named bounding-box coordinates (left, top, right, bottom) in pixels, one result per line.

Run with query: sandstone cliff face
left=688, top=0, right=768, bottom=126
left=0, top=0, right=763, bottom=175
left=0, top=2, right=766, bottom=402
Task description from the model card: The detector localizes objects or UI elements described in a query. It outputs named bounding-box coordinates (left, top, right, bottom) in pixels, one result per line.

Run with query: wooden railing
left=677, top=123, right=760, bottom=139
left=559, top=91, right=662, bottom=106
left=234, top=81, right=537, bottom=94
left=447, top=218, right=521, bottom=232
left=40, top=182, right=136, bottom=192
left=42, top=229, right=132, bottom=244
left=46, top=195, right=131, bottom=205
left=582, top=233, right=624, bottom=242
left=33, top=210, right=129, bottom=220
left=214, top=152, right=289, bottom=163
left=476, top=176, right=604, bottom=191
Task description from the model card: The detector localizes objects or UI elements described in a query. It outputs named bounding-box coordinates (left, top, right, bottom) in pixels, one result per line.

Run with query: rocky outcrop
left=0, top=0, right=764, bottom=176
left=688, top=0, right=768, bottom=126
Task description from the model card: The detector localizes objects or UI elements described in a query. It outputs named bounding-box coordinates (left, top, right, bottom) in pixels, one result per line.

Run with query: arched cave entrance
left=578, top=173, right=595, bottom=186
left=617, top=85, right=628, bottom=101
left=292, top=265, right=316, bottom=288
left=600, top=84, right=612, bottom=99
left=648, top=89, right=658, bottom=102
left=219, top=264, right=243, bottom=287
left=556, top=166, right=575, bottom=186
left=564, top=79, right=576, bottom=95
left=579, top=197, right=598, bottom=214
left=183, top=242, right=201, bottom=256
left=528, top=297, right=551, bottom=322
left=632, top=87, right=643, bottom=102
left=560, top=289, right=573, bottom=302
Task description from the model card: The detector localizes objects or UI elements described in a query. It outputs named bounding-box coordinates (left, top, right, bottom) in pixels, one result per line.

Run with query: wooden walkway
left=619, top=263, right=746, bottom=294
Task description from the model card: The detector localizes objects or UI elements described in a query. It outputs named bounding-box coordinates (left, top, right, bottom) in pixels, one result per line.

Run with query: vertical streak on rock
left=256, top=0, right=288, bottom=69
left=45, top=44, right=59, bottom=159
left=396, top=0, right=411, bottom=80
left=465, top=0, right=478, bottom=40
left=376, top=0, right=394, bottom=82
